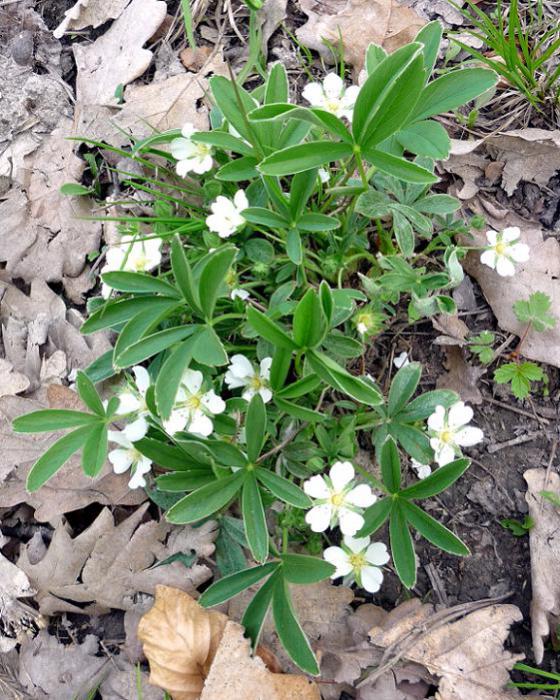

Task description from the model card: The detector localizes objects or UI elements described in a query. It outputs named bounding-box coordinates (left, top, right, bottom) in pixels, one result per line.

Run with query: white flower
left=323, top=535, right=390, bottom=593
left=393, top=351, right=410, bottom=369
left=303, top=461, right=376, bottom=536
left=318, top=168, right=330, bottom=183
left=163, top=369, right=225, bottom=437
left=479, top=227, right=529, bottom=277
left=170, top=123, right=214, bottom=176
left=115, top=365, right=151, bottom=442
left=108, top=430, right=152, bottom=489
left=224, top=354, right=272, bottom=403
left=428, top=402, right=484, bottom=466
left=411, top=458, right=431, bottom=480
left=302, top=73, right=360, bottom=121
left=206, top=190, right=249, bottom=238
left=101, top=236, right=163, bottom=297
left=230, top=287, right=250, bottom=301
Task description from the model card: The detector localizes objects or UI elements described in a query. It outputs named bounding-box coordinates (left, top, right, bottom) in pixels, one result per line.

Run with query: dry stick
left=484, top=396, right=551, bottom=425
left=487, top=430, right=543, bottom=453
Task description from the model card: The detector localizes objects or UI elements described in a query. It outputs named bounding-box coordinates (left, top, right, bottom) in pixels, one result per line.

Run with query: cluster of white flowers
left=324, top=535, right=390, bottom=593
left=303, top=461, right=376, bottom=536
left=427, top=401, right=483, bottom=466
left=302, top=73, right=359, bottom=121
left=100, top=237, right=163, bottom=298
left=479, top=226, right=529, bottom=277
left=206, top=190, right=249, bottom=238
left=170, top=123, right=214, bottom=176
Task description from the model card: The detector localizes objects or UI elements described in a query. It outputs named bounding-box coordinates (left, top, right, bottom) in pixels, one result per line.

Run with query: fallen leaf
left=0, top=552, right=43, bottom=652
left=99, top=657, right=165, bottom=700
left=524, top=468, right=560, bottom=664
left=436, top=346, right=485, bottom=404
left=432, top=314, right=470, bottom=346
left=54, top=0, right=132, bottom=38
left=462, top=216, right=560, bottom=368
left=296, top=0, right=425, bottom=73
left=200, top=621, right=321, bottom=700
left=0, top=359, right=30, bottom=398
left=18, top=631, right=107, bottom=700
left=18, top=506, right=216, bottom=614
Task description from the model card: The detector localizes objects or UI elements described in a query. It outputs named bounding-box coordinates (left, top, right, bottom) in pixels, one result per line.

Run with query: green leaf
left=389, top=501, right=417, bottom=588
left=81, top=423, right=108, bottom=477
left=289, top=169, right=318, bottom=220
left=274, top=397, right=326, bottom=422
left=242, top=571, right=279, bottom=647
left=265, top=63, right=289, bottom=103
left=411, top=67, right=498, bottom=121
left=401, top=500, right=469, bottom=555
left=81, top=296, right=177, bottom=334
left=365, top=43, right=388, bottom=73
left=286, top=228, right=303, bottom=265
left=209, top=76, right=259, bottom=144
left=396, top=120, right=451, bottom=159
left=85, top=349, right=115, bottom=383
left=357, top=497, right=392, bottom=537
left=272, top=579, right=319, bottom=675
left=134, top=438, right=192, bottom=470
left=308, top=351, right=383, bottom=405
left=165, top=471, right=246, bottom=524
left=355, top=189, right=391, bottom=218
left=247, top=307, right=297, bottom=351
left=400, top=458, right=470, bottom=499
left=171, top=235, right=200, bottom=313
left=276, top=373, right=320, bottom=399
left=297, top=213, right=340, bottom=232
left=200, top=561, right=280, bottom=607
left=60, top=182, right=93, bottom=196
left=156, top=470, right=214, bottom=492
left=114, top=325, right=196, bottom=368
left=258, top=142, right=353, bottom=176
left=26, top=425, right=93, bottom=492
left=388, top=362, right=422, bottom=416
left=246, top=394, right=266, bottom=462
left=113, top=304, right=179, bottom=361
left=293, top=289, right=325, bottom=348
left=396, top=389, right=457, bottom=422
left=191, top=130, right=254, bottom=156
left=256, top=469, right=311, bottom=508
left=380, top=437, right=401, bottom=493
left=280, top=553, right=335, bottom=584
left=388, top=422, right=433, bottom=464
left=243, top=207, right=289, bottom=228
left=13, top=409, right=100, bottom=433
left=100, top=271, right=180, bottom=297
left=414, top=193, right=460, bottom=215
left=415, top=20, right=443, bottom=74
left=155, top=333, right=201, bottom=420
left=392, top=208, right=415, bottom=257
left=198, top=246, right=237, bottom=319
left=215, top=523, right=247, bottom=576
left=216, top=156, right=259, bottom=181
left=192, top=326, right=228, bottom=366
left=75, top=371, right=105, bottom=416
left=362, top=149, right=438, bottom=184
left=513, top=291, right=556, bottom=332
left=244, top=238, right=275, bottom=263
left=242, top=474, right=269, bottom=563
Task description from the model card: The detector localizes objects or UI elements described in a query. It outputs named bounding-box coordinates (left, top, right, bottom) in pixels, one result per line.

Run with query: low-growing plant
left=13, top=25, right=501, bottom=674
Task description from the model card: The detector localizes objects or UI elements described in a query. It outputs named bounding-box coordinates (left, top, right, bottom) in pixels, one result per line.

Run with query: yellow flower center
left=185, top=393, right=202, bottom=410
left=440, top=429, right=454, bottom=444
left=356, top=312, right=373, bottom=328
left=330, top=492, right=345, bottom=507
left=348, top=552, right=367, bottom=571
left=249, top=375, right=265, bottom=391
left=133, top=254, right=148, bottom=271
left=324, top=99, right=341, bottom=114
left=494, top=241, right=507, bottom=256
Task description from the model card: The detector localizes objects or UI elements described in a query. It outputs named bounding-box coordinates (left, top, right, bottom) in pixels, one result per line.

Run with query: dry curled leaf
left=0, top=359, right=29, bottom=398
left=524, top=468, right=560, bottom=664
left=296, top=0, right=425, bottom=72
left=54, top=0, right=132, bottom=38
left=0, top=552, right=43, bottom=653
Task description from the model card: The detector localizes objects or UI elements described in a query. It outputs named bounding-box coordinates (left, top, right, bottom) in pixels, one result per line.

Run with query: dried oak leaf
left=0, top=395, right=143, bottom=520
left=18, top=506, right=215, bottom=615
left=0, top=552, right=43, bottom=653
left=54, top=0, right=132, bottom=38
left=367, top=598, right=531, bottom=700
left=524, top=468, right=560, bottom=664
left=296, top=0, right=425, bottom=72
left=0, top=359, right=30, bottom=398
left=462, top=216, right=560, bottom=368
left=436, top=346, right=485, bottom=405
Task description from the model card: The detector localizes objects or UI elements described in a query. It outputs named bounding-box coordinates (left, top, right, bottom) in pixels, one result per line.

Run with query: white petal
left=181, top=123, right=196, bottom=138
left=259, top=387, right=273, bottom=404
left=345, top=484, right=376, bottom=508
left=227, top=354, right=254, bottom=380
left=123, top=415, right=148, bottom=442
left=233, top=189, right=249, bottom=211
left=343, top=535, right=370, bottom=554
left=136, top=455, right=153, bottom=475
left=480, top=249, right=497, bottom=269
left=502, top=226, right=520, bottom=242
left=338, top=508, right=364, bottom=536
left=201, top=390, right=226, bottom=415
left=132, top=366, right=150, bottom=394
left=128, top=469, right=147, bottom=489
left=323, top=73, right=344, bottom=98
left=108, top=448, right=133, bottom=474
left=323, top=547, right=353, bottom=578
left=329, top=460, right=355, bottom=491
left=116, top=391, right=142, bottom=415
left=187, top=411, right=214, bottom=437
left=241, top=387, right=257, bottom=402
left=224, top=370, right=247, bottom=389
left=303, top=474, right=330, bottom=499
left=108, top=429, right=132, bottom=448
left=485, top=229, right=498, bottom=245
left=448, top=401, right=472, bottom=429
left=365, top=542, right=390, bottom=566
left=163, top=408, right=188, bottom=435
left=206, top=213, right=232, bottom=236
left=341, top=84, right=359, bottom=107
left=455, top=425, right=484, bottom=447
left=182, top=369, right=203, bottom=394
left=360, top=565, right=384, bottom=593
left=305, top=504, right=333, bottom=532
left=170, top=138, right=196, bottom=160
left=259, top=357, right=272, bottom=379
left=509, top=243, right=530, bottom=263
left=393, top=351, right=409, bottom=369
left=435, top=442, right=456, bottom=467
left=302, top=82, right=325, bottom=106
left=495, top=256, right=516, bottom=276
left=192, top=154, right=214, bottom=174
left=427, top=405, right=445, bottom=431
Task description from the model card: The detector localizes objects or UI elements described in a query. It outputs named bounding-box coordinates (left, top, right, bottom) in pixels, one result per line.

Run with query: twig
left=484, top=396, right=550, bottom=424
left=424, top=562, right=449, bottom=606
left=487, top=430, right=542, bottom=453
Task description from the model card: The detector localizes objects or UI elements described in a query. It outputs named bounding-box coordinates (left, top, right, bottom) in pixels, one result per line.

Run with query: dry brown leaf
left=296, top=0, right=425, bottom=72
left=0, top=552, right=43, bottom=653
left=54, top=0, right=132, bottom=38
left=0, top=359, right=30, bottom=398
left=524, top=468, right=560, bottom=664
left=99, top=657, right=165, bottom=700
left=432, top=314, right=470, bottom=347
left=367, top=599, right=528, bottom=700
left=462, top=215, right=560, bottom=367
left=436, top=346, right=484, bottom=405
left=200, top=621, right=321, bottom=700
left=18, top=506, right=215, bottom=615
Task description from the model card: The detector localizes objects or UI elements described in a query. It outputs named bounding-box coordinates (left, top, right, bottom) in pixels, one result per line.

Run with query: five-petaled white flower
left=411, top=458, right=431, bottom=480
left=428, top=402, right=483, bottom=466
left=170, top=123, right=214, bottom=177
left=480, top=226, right=529, bottom=277
left=393, top=351, right=410, bottom=369
left=163, top=369, right=226, bottom=437
left=303, top=461, right=376, bottom=536
left=101, top=236, right=162, bottom=297
left=323, top=535, right=390, bottom=593
left=302, top=73, right=360, bottom=121
left=206, top=190, right=249, bottom=238
left=108, top=430, right=152, bottom=489
left=115, top=365, right=152, bottom=442
left=224, top=354, right=273, bottom=403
